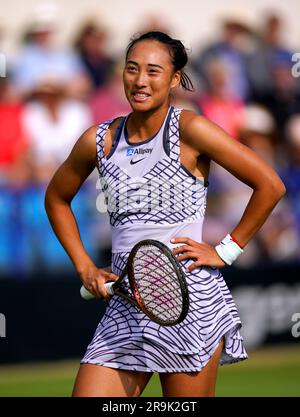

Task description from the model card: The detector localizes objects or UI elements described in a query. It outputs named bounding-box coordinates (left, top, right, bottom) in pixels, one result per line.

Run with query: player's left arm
left=172, top=111, right=286, bottom=270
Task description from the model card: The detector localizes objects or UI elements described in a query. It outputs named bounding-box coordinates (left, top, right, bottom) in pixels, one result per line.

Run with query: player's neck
left=127, top=104, right=170, bottom=141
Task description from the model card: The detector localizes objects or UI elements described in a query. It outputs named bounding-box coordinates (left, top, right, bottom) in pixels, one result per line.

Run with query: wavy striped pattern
left=81, top=252, right=248, bottom=372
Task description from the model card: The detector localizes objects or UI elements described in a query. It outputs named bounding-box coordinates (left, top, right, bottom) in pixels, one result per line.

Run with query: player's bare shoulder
left=74, top=117, right=124, bottom=166
left=179, top=109, right=209, bottom=149
left=179, top=109, right=199, bottom=129
left=70, top=124, right=99, bottom=167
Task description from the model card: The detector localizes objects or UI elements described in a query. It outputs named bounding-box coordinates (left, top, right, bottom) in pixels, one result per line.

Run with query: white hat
left=243, top=105, right=275, bottom=134
left=32, top=72, right=67, bottom=94
left=286, top=115, right=300, bottom=147
left=220, top=9, right=256, bottom=32
left=27, top=2, right=59, bottom=33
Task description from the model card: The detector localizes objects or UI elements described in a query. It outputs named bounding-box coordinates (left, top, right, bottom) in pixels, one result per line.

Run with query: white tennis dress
left=81, top=106, right=248, bottom=372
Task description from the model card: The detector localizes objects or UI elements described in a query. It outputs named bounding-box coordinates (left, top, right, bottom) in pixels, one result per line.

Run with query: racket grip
left=80, top=286, right=94, bottom=300
left=80, top=282, right=115, bottom=300
left=104, top=281, right=115, bottom=295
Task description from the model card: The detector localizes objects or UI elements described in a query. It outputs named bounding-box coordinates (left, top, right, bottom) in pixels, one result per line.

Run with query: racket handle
left=105, top=281, right=115, bottom=295
left=80, top=286, right=95, bottom=300
left=80, top=282, right=115, bottom=300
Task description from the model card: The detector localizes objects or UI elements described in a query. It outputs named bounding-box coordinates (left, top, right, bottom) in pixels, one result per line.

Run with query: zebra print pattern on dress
left=81, top=251, right=248, bottom=372
left=81, top=107, right=248, bottom=372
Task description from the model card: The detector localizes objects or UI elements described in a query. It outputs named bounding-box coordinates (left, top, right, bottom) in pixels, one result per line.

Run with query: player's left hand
left=171, top=237, right=226, bottom=271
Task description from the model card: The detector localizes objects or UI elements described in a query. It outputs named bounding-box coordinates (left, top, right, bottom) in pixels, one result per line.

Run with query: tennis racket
left=80, top=239, right=189, bottom=326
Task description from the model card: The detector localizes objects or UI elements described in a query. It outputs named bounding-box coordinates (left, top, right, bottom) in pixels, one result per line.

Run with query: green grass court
left=0, top=344, right=299, bottom=397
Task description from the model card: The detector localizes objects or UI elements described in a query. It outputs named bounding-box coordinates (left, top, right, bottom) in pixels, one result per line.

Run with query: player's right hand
left=80, top=265, right=119, bottom=300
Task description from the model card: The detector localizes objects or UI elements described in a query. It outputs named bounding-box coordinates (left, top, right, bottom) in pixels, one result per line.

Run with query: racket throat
left=114, top=288, right=140, bottom=310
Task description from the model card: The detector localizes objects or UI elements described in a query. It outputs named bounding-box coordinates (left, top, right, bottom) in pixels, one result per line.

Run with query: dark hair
left=125, top=31, right=194, bottom=92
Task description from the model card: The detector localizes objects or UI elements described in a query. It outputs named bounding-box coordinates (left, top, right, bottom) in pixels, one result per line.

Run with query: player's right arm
left=44, top=125, right=118, bottom=299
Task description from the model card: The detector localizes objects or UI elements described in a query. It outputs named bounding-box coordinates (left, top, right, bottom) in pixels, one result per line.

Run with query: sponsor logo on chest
left=126, top=147, right=153, bottom=165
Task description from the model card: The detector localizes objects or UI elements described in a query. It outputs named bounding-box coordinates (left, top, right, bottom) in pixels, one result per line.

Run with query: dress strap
left=96, top=120, right=113, bottom=171
left=96, top=117, right=126, bottom=171
left=168, top=107, right=183, bottom=162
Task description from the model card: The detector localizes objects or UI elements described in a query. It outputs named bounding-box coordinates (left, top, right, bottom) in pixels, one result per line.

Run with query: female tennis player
left=45, top=31, right=285, bottom=397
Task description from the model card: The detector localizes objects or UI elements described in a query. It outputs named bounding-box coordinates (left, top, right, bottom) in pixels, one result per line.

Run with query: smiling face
left=123, top=40, right=180, bottom=112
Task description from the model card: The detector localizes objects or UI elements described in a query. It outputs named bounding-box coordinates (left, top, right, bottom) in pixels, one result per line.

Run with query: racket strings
left=133, top=246, right=184, bottom=324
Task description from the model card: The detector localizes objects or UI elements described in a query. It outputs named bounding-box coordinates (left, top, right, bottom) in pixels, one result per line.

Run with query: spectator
left=197, top=58, right=245, bottom=139
left=12, top=7, right=91, bottom=100
left=0, top=76, right=30, bottom=185
left=22, top=73, right=92, bottom=183
left=280, top=115, right=300, bottom=249
left=74, top=20, right=115, bottom=91
left=89, top=61, right=131, bottom=122
left=192, top=11, right=256, bottom=101
left=254, top=51, right=300, bottom=135
left=239, top=104, right=278, bottom=164
left=247, top=13, right=296, bottom=99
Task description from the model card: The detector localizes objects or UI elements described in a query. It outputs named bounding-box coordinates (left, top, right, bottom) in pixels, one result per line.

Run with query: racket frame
left=126, top=239, right=190, bottom=326
left=82, top=239, right=190, bottom=326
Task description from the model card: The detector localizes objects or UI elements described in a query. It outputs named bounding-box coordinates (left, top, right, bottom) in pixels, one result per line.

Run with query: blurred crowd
left=0, top=7, right=300, bottom=276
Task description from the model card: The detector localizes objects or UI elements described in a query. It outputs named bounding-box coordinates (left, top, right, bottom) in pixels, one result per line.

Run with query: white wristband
left=215, top=234, right=244, bottom=265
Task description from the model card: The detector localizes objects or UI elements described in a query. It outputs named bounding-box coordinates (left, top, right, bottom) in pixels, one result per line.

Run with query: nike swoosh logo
left=130, top=158, right=146, bottom=165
